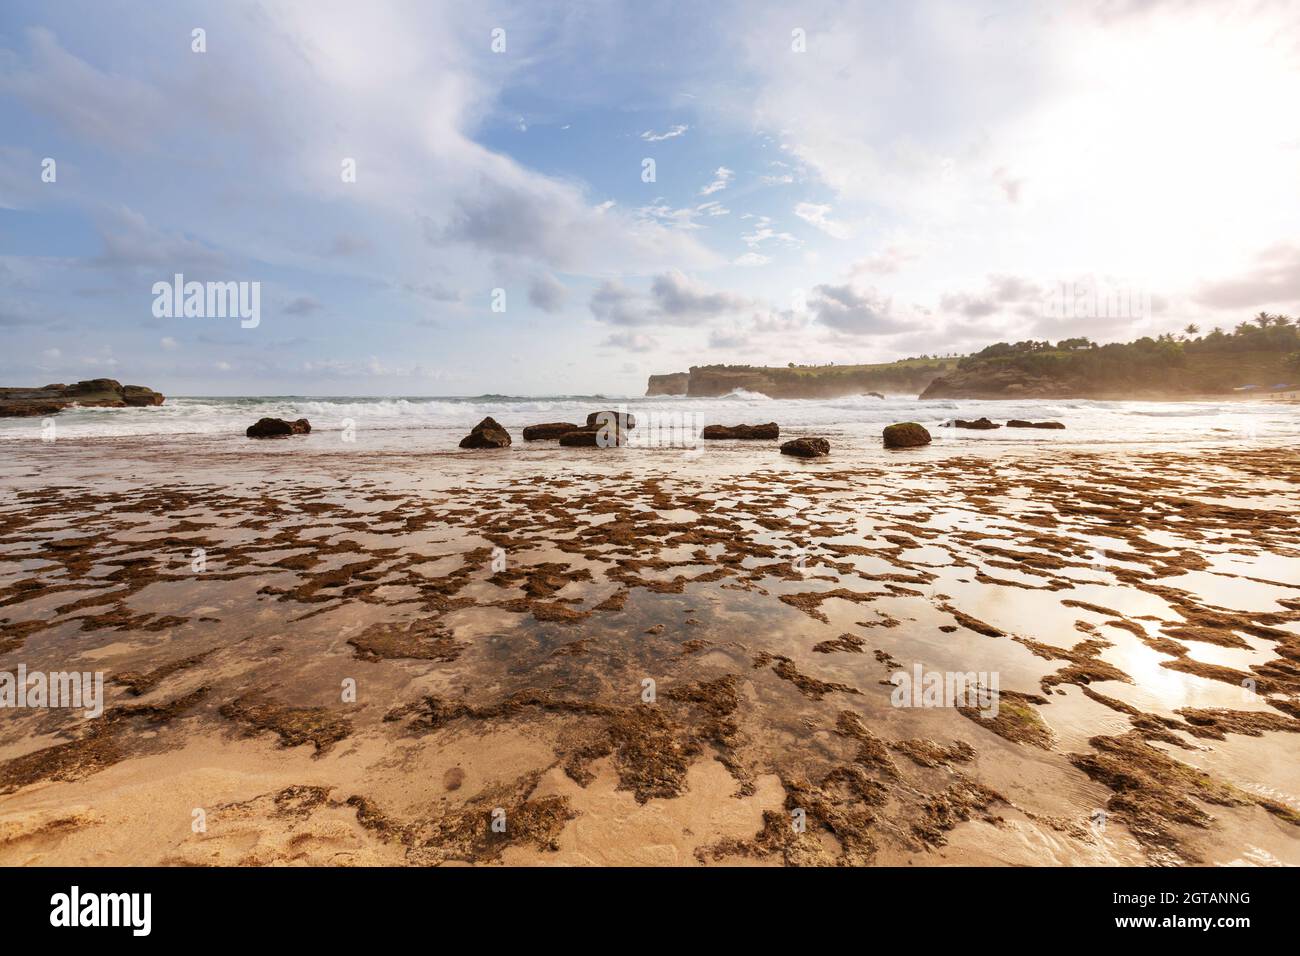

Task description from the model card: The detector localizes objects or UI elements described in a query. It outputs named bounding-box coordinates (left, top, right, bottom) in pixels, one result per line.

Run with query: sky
left=1, top=0, right=1299, bottom=396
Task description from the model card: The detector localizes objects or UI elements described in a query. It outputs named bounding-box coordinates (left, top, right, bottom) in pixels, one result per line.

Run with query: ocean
left=3, top=391, right=1297, bottom=452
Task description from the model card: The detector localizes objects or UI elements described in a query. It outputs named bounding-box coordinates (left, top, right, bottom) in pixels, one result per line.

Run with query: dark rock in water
left=702, top=422, right=779, bottom=440
left=522, top=422, right=580, bottom=440
left=1006, top=419, right=1065, bottom=429
left=459, top=416, right=511, bottom=448
left=559, top=421, right=629, bottom=447
left=945, top=417, right=1001, bottom=430
left=585, top=410, right=636, bottom=430
left=559, top=429, right=598, bottom=447
left=780, top=437, right=830, bottom=458
left=866, top=391, right=885, bottom=399
left=246, top=417, right=311, bottom=438
left=0, top=379, right=165, bottom=416
left=882, top=422, right=931, bottom=448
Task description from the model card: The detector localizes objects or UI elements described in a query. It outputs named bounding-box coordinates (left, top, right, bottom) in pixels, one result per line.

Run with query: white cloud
left=699, top=166, right=733, bottom=196
left=739, top=215, right=800, bottom=250
left=793, top=202, right=853, bottom=239
left=640, top=124, right=688, bottom=142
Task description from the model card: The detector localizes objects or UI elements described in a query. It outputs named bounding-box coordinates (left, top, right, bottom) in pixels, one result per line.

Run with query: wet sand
left=1, top=436, right=1298, bottom=866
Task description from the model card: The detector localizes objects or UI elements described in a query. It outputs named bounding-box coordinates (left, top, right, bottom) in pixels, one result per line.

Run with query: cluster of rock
left=464, top=411, right=637, bottom=449
left=0, top=379, right=164, bottom=417
left=941, top=418, right=1065, bottom=430
left=246, top=417, right=312, bottom=438
left=457, top=413, right=835, bottom=458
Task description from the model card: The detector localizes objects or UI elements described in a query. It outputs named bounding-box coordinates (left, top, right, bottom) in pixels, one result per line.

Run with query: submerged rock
left=246, top=417, right=311, bottom=438
left=702, top=422, right=780, bottom=440
left=459, top=416, right=512, bottom=449
left=882, top=422, right=931, bottom=448
left=522, top=422, right=580, bottom=440
left=946, top=417, right=1001, bottom=430
left=1007, top=419, right=1065, bottom=429
left=780, top=437, right=830, bottom=458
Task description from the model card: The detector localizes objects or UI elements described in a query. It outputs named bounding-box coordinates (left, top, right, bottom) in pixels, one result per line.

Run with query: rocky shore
left=2, top=439, right=1296, bottom=866
left=0, top=379, right=164, bottom=417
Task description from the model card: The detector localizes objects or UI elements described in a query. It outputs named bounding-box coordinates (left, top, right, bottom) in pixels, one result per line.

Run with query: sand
left=1, top=436, right=1298, bottom=866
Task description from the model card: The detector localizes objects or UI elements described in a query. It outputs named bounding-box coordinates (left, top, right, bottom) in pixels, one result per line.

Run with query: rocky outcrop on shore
left=246, top=417, right=311, bottom=438
left=780, top=437, right=830, bottom=458
left=0, top=379, right=164, bottom=417
left=882, top=422, right=931, bottom=448
left=1007, top=420, right=1066, bottom=429
left=702, top=423, right=780, bottom=440
left=459, top=417, right=511, bottom=448
left=945, top=418, right=1001, bottom=430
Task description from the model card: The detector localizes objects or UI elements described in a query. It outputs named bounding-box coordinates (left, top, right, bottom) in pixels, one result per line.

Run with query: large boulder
left=702, top=422, right=780, bottom=440
left=559, top=421, right=629, bottom=447
left=882, top=422, right=931, bottom=448
left=946, top=417, right=1001, bottom=429
left=459, top=416, right=511, bottom=449
left=586, top=410, right=636, bottom=430
left=1007, top=419, right=1065, bottom=429
left=780, top=437, right=830, bottom=458
left=522, top=422, right=580, bottom=440
left=246, top=417, right=311, bottom=438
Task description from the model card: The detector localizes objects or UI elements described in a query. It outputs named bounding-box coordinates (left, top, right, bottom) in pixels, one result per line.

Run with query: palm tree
left=1254, top=311, right=1272, bottom=329
left=1183, top=323, right=1200, bottom=337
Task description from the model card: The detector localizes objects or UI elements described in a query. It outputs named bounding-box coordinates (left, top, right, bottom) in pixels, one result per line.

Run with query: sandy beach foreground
left=1, top=435, right=1298, bottom=866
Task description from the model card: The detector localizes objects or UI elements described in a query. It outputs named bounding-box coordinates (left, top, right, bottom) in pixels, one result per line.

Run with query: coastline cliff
left=644, top=361, right=955, bottom=399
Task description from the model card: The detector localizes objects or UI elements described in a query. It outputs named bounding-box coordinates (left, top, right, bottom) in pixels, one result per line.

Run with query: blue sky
left=2, top=0, right=1299, bottom=396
